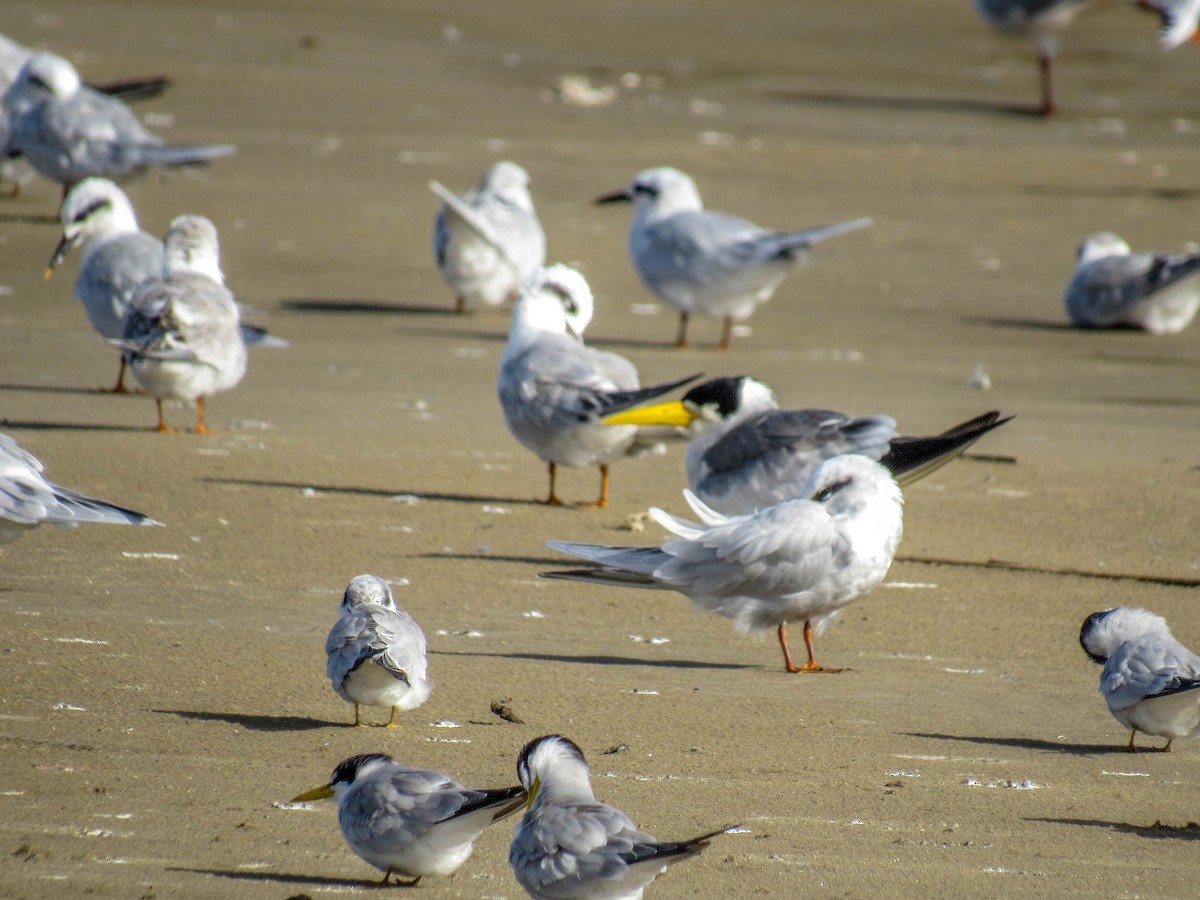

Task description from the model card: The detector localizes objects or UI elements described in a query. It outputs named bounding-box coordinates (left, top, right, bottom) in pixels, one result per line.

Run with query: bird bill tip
left=289, top=783, right=334, bottom=803
left=602, top=400, right=695, bottom=428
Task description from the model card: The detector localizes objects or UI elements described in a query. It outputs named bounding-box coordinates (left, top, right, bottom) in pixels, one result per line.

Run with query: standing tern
left=1080, top=607, right=1200, bottom=752
left=119, top=215, right=246, bottom=433
left=971, top=1, right=1200, bottom=115
left=291, top=753, right=525, bottom=886
left=4, top=51, right=233, bottom=191
left=45, top=178, right=164, bottom=392
left=431, top=161, right=546, bottom=314
left=498, top=264, right=700, bottom=507
left=1065, top=232, right=1200, bottom=334
left=325, top=574, right=430, bottom=728
left=543, top=454, right=904, bottom=673
left=510, top=735, right=735, bottom=900
left=0, top=432, right=159, bottom=543
left=605, top=376, right=1010, bottom=515
left=595, top=167, right=871, bottom=350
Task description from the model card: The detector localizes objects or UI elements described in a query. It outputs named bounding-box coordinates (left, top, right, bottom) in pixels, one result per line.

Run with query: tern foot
left=786, top=662, right=845, bottom=674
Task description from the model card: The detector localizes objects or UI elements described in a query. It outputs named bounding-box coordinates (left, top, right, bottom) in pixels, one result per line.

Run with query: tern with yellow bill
left=605, top=375, right=1010, bottom=516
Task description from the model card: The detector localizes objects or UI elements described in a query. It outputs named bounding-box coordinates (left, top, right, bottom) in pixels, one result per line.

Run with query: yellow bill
left=602, top=399, right=697, bottom=428
left=290, top=783, right=335, bottom=803
left=525, top=775, right=542, bottom=809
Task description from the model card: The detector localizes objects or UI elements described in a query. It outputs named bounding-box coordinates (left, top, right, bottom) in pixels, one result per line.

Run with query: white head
left=801, top=453, right=903, bottom=517
left=163, top=215, right=223, bottom=283
left=1075, top=232, right=1131, bottom=269
left=508, top=264, right=593, bottom=345
left=340, top=574, right=398, bottom=614
left=479, top=161, right=536, bottom=212
left=46, top=179, right=140, bottom=272
left=516, top=734, right=594, bottom=806
left=596, top=167, right=704, bottom=222
left=1080, top=607, right=1172, bottom=664
left=10, top=51, right=81, bottom=108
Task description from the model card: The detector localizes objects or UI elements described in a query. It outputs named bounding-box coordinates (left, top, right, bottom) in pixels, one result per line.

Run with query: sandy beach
left=1, top=1, right=1199, bottom=897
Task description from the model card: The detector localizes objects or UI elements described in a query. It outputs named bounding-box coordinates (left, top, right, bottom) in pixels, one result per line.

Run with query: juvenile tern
left=45, top=178, right=164, bottom=391
left=326, top=574, right=431, bottom=728
left=543, top=454, right=904, bottom=673
left=0, top=432, right=159, bottom=543
left=4, top=51, right=232, bottom=191
left=510, top=735, right=734, bottom=900
left=1080, top=607, right=1200, bottom=752
left=431, top=161, right=546, bottom=314
left=291, top=753, right=525, bottom=886
left=1065, top=232, right=1200, bottom=334
left=605, top=375, right=1010, bottom=515
left=498, top=264, right=700, bottom=507
left=119, top=215, right=246, bottom=433
left=971, top=1, right=1200, bottom=115
left=596, top=167, right=871, bottom=349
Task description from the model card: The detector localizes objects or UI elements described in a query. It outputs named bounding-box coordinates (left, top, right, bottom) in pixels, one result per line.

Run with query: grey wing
left=0, top=433, right=157, bottom=528
left=511, top=802, right=647, bottom=892
left=501, top=337, right=636, bottom=433
left=703, top=410, right=896, bottom=476
left=639, top=210, right=770, bottom=288
left=657, top=499, right=841, bottom=599
left=373, top=608, right=429, bottom=683
left=342, top=769, right=466, bottom=847
left=325, top=612, right=399, bottom=688
left=119, top=280, right=198, bottom=361
left=45, top=89, right=160, bottom=175
left=79, top=233, right=164, bottom=334
left=1066, top=252, right=1200, bottom=327
left=1102, top=638, right=1200, bottom=709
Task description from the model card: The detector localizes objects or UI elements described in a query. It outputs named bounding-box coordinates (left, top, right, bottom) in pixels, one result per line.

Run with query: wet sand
left=2, top=1, right=1199, bottom=897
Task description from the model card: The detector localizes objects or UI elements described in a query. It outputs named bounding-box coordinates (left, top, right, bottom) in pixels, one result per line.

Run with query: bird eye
left=565, top=300, right=578, bottom=314
left=634, top=183, right=658, bottom=198
left=812, top=477, right=852, bottom=503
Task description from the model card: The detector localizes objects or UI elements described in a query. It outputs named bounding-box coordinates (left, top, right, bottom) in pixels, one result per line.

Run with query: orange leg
left=578, top=463, right=610, bottom=509
left=542, top=461, right=563, bottom=506
left=717, top=316, right=733, bottom=351
left=778, top=620, right=843, bottom=674
left=193, top=396, right=209, bottom=434
left=673, top=312, right=689, bottom=349
left=155, top=398, right=175, bottom=433
left=454, top=295, right=466, bottom=315
left=1037, top=51, right=1055, bottom=117
left=108, top=355, right=130, bottom=394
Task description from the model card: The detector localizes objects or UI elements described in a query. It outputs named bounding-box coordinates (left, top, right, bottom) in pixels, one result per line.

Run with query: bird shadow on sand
left=1026, top=818, right=1200, bottom=841
left=435, top=648, right=754, bottom=672
left=960, top=316, right=1076, bottom=332
left=903, top=732, right=1115, bottom=757
left=154, top=708, right=345, bottom=732
left=201, top=476, right=547, bottom=508
left=762, top=86, right=1045, bottom=118
left=169, top=868, right=397, bottom=889
left=0, top=417, right=150, bottom=433
left=0, top=382, right=139, bottom=397
left=280, top=297, right=458, bottom=317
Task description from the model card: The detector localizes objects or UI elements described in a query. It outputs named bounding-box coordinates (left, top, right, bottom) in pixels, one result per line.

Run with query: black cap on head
left=682, top=376, right=747, bottom=418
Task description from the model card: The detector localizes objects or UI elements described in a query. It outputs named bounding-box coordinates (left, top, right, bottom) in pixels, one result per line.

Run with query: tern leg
left=454, top=295, right=465, bottom=315
left=385, top=705, right=400, bottom=729
left=1037, top=50, right=1055, bottom=117
left=542, top=462, right=564, bottom=506
left=193, top=396, right=209, bottom=434
left=155, top=398, right=175, bottom=433
left=779, top=620, right=843, bottom=673
left=109, top=355, right=130, bottom=394
left=578, top=463, right=610, bottom=509
left=380, top=866, right=394, bottom=885
left=1126, top=729, right=1138, bottom=752
left=673, top=312, right=690, bottom=349
left=354, top=703, right=365, bottom=727
left=717, top=316, right=733, bottom=351
left=1162, top=738, right=1174, bottom=752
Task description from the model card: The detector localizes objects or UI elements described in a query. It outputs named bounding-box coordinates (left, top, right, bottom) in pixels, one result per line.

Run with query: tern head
left=595, top=167, right=703, bottom=219
left=509, top=264, right=593, bottom=342
left=340, top=574, right=399, bottom=614
left=479, top=161, right=536, bottom=212
left=602, top=375, right=775, bottom=431
left=10, top=52, right=81, bottom=106
left=1075, top=232, right=1131, bottom=268
left=1079, top=607, right=1171, bottom=664
left=46, top=179, right=139, bottom=276
left=290, top=752, right=393, bottom=803
left=801, top=453, right=902, bottom=514
left=163, top=215, right=224, bottom=283
left=516, top=734, right=593, bottom=808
